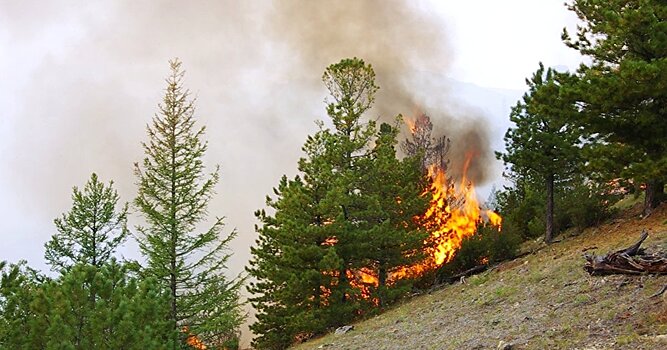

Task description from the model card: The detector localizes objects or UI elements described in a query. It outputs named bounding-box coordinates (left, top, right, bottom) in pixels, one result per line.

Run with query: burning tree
left=248, top=58, right=428, bottom=350
left=396, top=113, right=502, bottom=278
left=248, top=58, right=504, bottom=350
left=401, top=112, right=451, bottom=174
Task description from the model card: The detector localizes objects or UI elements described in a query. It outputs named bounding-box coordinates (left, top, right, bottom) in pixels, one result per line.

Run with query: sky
left=0, top=0, right=583, bottom=344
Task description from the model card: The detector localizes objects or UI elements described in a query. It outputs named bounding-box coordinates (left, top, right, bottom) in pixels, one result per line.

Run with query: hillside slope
left=294, top=204, right=667, bottom=350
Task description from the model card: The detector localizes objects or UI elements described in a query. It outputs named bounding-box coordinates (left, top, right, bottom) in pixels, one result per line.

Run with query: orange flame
left=404, top=116, right=417, bottom=133
left=391, top=153, right=502, bottom=280
left=182, top=326, right=207, bottom=350
left=316, top=143, right=502, bottom=302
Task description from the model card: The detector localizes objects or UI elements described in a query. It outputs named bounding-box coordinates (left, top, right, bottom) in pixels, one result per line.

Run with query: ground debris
left=584, top=230, right=667, bottom=275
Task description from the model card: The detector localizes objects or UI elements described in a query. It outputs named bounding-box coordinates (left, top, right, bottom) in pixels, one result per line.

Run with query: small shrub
left=557, top=180, right=619, bottom=230
left=435, top=225, right=521, bottom=280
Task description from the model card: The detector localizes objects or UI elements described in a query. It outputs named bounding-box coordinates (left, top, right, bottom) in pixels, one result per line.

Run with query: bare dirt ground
left=293, top=203, right=667, bottom=350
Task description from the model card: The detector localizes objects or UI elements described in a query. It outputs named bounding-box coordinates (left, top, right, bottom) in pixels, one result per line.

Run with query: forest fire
left=390, top=154, right=502, bottom=281
left=343, top=154, right=503, bottom=297
left=317, top=114, right=502, bottom=303
left=183, top=326, right=207, bottom=350
left=422, top=156, right=502, bottom=266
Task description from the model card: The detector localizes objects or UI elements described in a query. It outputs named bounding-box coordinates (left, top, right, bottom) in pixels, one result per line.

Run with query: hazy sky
left=0, top=1, right=582, bottom=336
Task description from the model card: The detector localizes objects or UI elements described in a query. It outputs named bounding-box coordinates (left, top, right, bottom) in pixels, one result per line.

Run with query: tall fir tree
left=44, top=172, right=128, bottom=271
left=562, top=0, right=667, bottom=214
left=134, top=59, right=244, bottom=349
left=497, top=63, right=581, bottom=243
left=248, top=58, right=428, bottom=349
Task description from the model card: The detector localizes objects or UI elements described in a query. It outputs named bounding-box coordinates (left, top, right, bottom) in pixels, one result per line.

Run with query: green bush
left=435, top=225, right=521, bottom=281
left=494, top=177, right=618, bottom=242
left=557, top=180, right=619, bottom=230
left=494, top=183, right=546, bottom=240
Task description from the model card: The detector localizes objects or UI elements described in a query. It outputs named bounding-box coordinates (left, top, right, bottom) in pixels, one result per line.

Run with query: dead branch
left=584, top=230, right=667, bottom=276
left=650, top=284, right=667, bottom=298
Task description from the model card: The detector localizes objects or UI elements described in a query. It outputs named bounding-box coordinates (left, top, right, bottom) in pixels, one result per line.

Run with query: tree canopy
left=497, top=63, right=581, bottom=242
left=247, top=57, right=428, bottom=350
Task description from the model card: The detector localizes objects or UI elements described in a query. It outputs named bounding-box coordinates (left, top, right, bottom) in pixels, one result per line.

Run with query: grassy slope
left=294, top=204, right=667, bottom=350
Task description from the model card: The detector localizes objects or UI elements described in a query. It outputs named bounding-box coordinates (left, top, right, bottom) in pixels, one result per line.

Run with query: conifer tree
left=562, top=0, right=667, bottom=214
left=357, top=122, right=428, bottom=304
left=497, top=63, right=581, bottom=243
left=248, top=58, right=428, bottom=349
left=0, top=260, right=174, bottom=350
left=401, top=113, right=451, bottom=173
left=44, top=172, right=128, bottom=271
left=134, top=59, right=244, bottom=349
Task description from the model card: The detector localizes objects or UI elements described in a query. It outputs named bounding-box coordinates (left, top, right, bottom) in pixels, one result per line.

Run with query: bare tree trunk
left=643, top=179, right=665, bottom=216
left=545, top=174, right=555, bottom=244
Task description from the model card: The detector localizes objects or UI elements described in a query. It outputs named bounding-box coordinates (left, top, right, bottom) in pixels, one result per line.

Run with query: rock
left=335, top=325, right=354, bottom=335
left=497, top=340, right=513, bottom=350
left=654, top=334, right=667, bottom=343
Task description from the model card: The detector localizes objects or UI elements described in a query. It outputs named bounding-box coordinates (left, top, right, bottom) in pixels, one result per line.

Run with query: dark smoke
left=268, top=0, right=494, bottom=183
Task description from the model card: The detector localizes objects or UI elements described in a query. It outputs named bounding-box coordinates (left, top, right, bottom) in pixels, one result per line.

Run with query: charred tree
left=401, top=113, right=451, bottom=174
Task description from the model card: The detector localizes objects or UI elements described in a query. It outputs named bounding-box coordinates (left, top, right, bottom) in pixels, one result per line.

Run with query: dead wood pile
left=584, top=230, right=667, bottom=275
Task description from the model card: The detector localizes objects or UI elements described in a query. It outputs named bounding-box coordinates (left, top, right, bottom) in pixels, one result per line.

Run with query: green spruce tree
left=44, top=173, right=128, bottom=271
left=497, top=63, right=581, bottom=243
left=134, top=59, right=244, bottom=349
left=562, top=0, right=667, bottom=214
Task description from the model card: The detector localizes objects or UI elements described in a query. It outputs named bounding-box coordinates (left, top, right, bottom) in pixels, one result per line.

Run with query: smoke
left=268, top=0, right=494, bottom=183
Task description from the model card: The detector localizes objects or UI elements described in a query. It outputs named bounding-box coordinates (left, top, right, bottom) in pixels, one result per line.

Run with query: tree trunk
left=643, top=179, right=665, bottom=216
left=545, top=174, right=555, bottom=243
left=378, top=266, right=387, bottom=307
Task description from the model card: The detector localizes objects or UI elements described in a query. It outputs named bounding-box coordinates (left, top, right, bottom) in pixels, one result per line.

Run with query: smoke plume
left=268, top=0, right=494, bottom=183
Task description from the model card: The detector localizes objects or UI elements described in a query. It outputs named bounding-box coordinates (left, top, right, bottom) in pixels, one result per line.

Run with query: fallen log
left=584, top=230, right=667, bottom=275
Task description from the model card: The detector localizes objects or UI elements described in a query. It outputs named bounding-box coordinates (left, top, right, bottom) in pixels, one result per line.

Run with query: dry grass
left=293, top=203, right=667, bottom=350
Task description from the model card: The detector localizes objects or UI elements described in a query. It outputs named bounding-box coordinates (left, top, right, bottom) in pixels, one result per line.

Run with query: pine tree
left=357, top=122, right=428, bottom=305
left=0, top=260, right=174, bottom=350
left=248, top=58, right=428, bottom=349
left=401, top=113, right=451, bottom=173
left=44, top=172, right=128, bottom=271
left=562, top=0, right=667, bottom=215
left=248, top=171, right=345, bottom=350
left=134, top=59, right=244, bottom=349
left=497, top=63, right=581, bottom=243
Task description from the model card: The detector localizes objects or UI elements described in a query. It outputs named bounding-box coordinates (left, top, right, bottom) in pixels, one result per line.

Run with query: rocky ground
left=293, top=203, right=667, bottom=350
